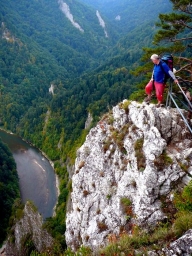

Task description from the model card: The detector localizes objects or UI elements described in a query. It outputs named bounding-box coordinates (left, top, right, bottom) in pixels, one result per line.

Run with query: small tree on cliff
left=154, top=0, right=192, bottom=80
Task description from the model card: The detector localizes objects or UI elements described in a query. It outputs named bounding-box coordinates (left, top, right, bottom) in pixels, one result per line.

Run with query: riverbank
left=0, top=128, right=59, bottom=218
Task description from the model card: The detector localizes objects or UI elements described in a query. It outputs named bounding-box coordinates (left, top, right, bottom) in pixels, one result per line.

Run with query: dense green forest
left=0, top=140, right=20, bottom=245
left=0, top=0, right=115, bottom=78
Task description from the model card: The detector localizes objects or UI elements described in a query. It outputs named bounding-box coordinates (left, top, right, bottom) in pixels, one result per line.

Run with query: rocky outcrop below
left=149, top=229, right=192, bottom=255
left=65, top=100, right=192, bottom=251
left=5, top=201, right=54, bottom=256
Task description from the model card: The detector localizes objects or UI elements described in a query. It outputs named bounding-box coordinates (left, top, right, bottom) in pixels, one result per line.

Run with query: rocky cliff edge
left=65, top=100, right=192, bottom=252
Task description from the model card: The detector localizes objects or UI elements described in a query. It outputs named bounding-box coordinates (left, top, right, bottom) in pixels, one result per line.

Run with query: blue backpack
left=160, top=54, right=174, bottom=83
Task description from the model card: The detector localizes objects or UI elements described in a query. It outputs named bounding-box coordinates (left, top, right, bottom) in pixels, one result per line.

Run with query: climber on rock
left=144, top=54, right=178, bottom=107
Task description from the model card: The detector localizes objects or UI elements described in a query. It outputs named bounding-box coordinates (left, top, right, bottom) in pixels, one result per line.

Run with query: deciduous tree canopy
left=0, top=140, right=19, bottom=245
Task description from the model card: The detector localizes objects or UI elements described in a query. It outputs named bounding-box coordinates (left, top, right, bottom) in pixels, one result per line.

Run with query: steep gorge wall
left=65, top=100, right=192, bottom=251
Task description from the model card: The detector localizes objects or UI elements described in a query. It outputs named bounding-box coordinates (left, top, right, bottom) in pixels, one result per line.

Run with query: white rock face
left=115, top=15, right=121, bottom=21
left=85, top=112, right=93, bottom=130
left=49, top=84, right=54, bottom=95
left=65, top=101, right=192, bottom=251
left=1, top=22, right=20, bottom=44
left=96, top=10, right=108, bottom=38
left=58, top=0, right=84, bottom=32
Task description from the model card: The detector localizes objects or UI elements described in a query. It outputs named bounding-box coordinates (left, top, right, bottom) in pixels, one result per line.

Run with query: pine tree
left=131, top=0, right=192, bottom=92
left=154, top=0, right=192, bottom=81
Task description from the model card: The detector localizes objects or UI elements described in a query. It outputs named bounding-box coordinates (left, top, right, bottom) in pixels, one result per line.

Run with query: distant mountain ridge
left=79, top=0, right=172, bottom=34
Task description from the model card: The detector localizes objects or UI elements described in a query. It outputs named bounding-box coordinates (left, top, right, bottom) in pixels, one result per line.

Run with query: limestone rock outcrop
left=65, top=101, right=192, bottom=251
left=5, top=201, right=54, bottom=255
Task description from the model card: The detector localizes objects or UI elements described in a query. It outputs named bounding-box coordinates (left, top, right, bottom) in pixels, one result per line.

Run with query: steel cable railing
left=166, top=77, right=192, bottom=134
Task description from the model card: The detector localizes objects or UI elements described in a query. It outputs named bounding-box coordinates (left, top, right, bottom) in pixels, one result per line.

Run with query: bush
left=173, top=180, right=192, bottom=236
left=120, top=197, right=132, bottom=216
left=97, top=221, right=108, bottom=232
left=174, top=180, right=192, bottom=212
left=173, top=212, right=192, bottom=237
left=154, top=150, right=173, bottom=171
left=134, top=138, right=146, bottom=170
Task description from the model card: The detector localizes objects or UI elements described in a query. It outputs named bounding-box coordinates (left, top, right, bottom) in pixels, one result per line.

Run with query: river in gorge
left=0, top=129, right=58, bottom=220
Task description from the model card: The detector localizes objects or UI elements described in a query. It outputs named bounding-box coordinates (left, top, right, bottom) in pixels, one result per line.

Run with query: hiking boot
left=156, top=103, right=164, bottom=108
left=143, top=96, right=151, bottom=104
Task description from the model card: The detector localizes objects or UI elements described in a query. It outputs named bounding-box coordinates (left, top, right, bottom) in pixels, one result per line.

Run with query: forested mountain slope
left=1, top=0, right=116, bottom=77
